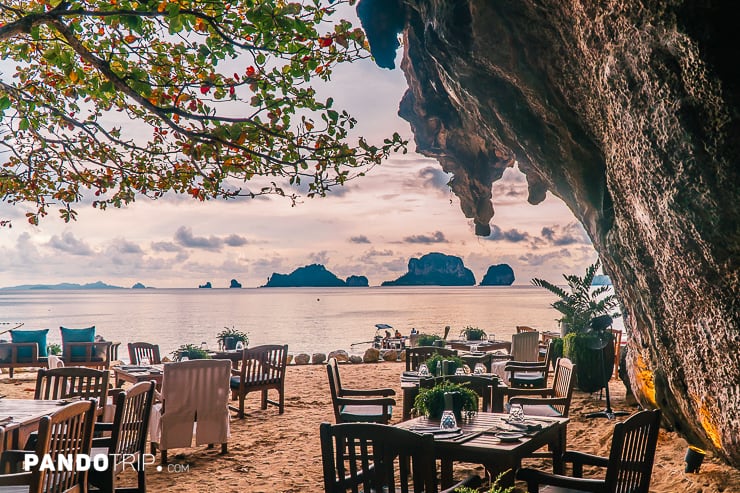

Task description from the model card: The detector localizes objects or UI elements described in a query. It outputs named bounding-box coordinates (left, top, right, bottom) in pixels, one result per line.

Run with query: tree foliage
left=531, top=260, right=621, bottom=332
left=0, top=0, right=406, bottom=225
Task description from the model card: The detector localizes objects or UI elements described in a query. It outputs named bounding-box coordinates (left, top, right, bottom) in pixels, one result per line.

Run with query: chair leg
left=137, top=465, right=147, bottom=493
left=278, top=387, right=285, bottom=414
left=238, top=393, right=245, bottom=419
left=161, top=449, right=168, bottom=465
left=261, top=389, right=268, bottom=410
left=221, top=443, right=227, bottom=454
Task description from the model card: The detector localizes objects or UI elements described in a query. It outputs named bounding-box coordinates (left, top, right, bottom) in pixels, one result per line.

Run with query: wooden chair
left=405, top=347, right=458, bottom=372
left=491, top=331, right=540, bottom=384
left=419, top=375, right=497, bottom=412
left=517, top=409, right=662, bottom=493
left=0, top=342, right=48, bottom=378
left=150, top=359, right=231, bottom=464
left=506, top=358, right=577, bottom=418
left=0, top=400, right=97, bottom=493
left=229, top=344, right=288, bottom=418
left=320, top=422, right=481, bottom=493
left=326, top=358, right=396, bottom=424
left=35, top=367, right=111, bottom=416
left=505, top=340, right=554, bottom=389
left=127, top=342, right=162, bottom=365
left=62, top=341, right=114, bottom=369
left=89, top=381, right=156, bottom=493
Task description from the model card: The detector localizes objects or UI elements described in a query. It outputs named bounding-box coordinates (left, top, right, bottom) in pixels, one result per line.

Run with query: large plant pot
left=563, top=332, right=615, bottom=393
left=223, top=337, right=237, bottom=350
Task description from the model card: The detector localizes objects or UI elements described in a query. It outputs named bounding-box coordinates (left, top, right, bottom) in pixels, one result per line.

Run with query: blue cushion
left=10, top=329, right=49, bottom=361
left=60, top=326, right=95, bottom=359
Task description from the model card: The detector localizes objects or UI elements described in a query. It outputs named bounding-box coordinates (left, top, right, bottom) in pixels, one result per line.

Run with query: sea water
left=0, top=286, right=622, bottom=359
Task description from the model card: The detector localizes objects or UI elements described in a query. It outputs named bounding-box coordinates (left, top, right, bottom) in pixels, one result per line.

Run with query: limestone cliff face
left=382, top=252, right=476, bottom=285
left=358, top=0, right=740, bottom=464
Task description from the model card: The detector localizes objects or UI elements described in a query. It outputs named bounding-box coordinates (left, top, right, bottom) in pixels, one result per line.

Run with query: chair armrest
left=94, top=422, right=115, bottom=432
left=0, top=471, right=32, bottom=486
left=505, top=361, right=547, bottom=370
left=517, top=467, right=605, bottom=492
left=336, top=397, right=396, bottom=407
left=504, top=387, right=554, bottom=398
left=564, top=450, right=609, bottom=476
left=231, top=368, right=241, bottom=376
left=340, top=388, right=396, bottom=397
left=107, top=387, right=124, bottom=399
left=508, top=396, right=567, bottom=408
left=440, top=473, right=482, bottom=493
left=0, top=450, right=34, bottom=474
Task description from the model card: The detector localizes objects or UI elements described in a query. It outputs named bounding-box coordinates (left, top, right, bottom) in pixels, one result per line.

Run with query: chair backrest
left=551, top=358, right=576, bottom=416
left=516, top=325, right=537, bottom=333
left=405, top=347, right=458, bottom=372
left=109, top=381, right=156, bottom=456
left=35, top=367, right=109, bottom=406
left=419, top=375, right=496, bottom=412
left=159, top=359, right=231, bottom=449
left=128, top=342, right=161, bottom=365
left=511, top=331, right=539, bottom=361
left=31, top=399, right=97, bottom=493
left=326, top=358, right=344, bottom=422
left=320, top=422, right=438, bottom=493
left=239, top=344, right=288, bottom=384
left=604, top=409, right=662, bottom=493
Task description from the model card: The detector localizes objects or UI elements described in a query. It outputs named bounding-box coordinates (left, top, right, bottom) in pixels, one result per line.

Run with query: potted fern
left=423, top=353, right=466, bottom=376
left=171, top=344, right=211, bottom=361
left=532, top=260, right=621, bottom=392
left=413, top=380, right=478, bottom=420
left=416, top=333, right=442, bottom=347
left=217, top=326, right=249, bottom=351
left=460, top=326, right=486, bottom=341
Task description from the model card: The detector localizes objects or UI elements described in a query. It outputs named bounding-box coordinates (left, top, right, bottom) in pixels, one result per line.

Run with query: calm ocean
left=0, top=286, right=622, bottom=360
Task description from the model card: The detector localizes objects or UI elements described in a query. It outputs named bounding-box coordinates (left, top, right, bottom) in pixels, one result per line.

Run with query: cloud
left=224, top=234, right=248, bottom=247
left=403, top=231, right=448, bottom=244
left=358, top=248, right=395, bottom=263
left=349, top=235, right=371, bottom=244
left=151, top=241, right=182, bottom=252
left=518, top=249, right=572, bottom=266
left=47, top=232, right=94, bottom=256
left=308, top=250, right=330, bottom=265
left=174, top=226, right=223, bottom=251
left=417, top=166, right=451, bottom=192
left=540, top=222, right=591, bottom=246
left=112, top=239, right=144, bottom=254
left=486, top=225, right=531, bottom=243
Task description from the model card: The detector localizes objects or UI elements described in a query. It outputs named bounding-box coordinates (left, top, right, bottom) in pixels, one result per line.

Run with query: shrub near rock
left=363, top=347, right=380, bottom=363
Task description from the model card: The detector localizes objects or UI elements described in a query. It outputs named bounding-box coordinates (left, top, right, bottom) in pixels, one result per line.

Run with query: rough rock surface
left=480, top=264, right=515, bottom=286
left=382, top=252, right=475, bottom=286
left=381, top=349, right=399, bottom=361
left=262, top=264, right=345, bottom=287
left=311, top=352, right=327, bottom=365
left=328, top=350, right=350, bottom=363
left=363, top=348, right=380, bottom=363
left=349, top=355, right=364, bottom=364
left=358, top=0, right=740, bottom=465
left=293, top=353, right=310, bottom=366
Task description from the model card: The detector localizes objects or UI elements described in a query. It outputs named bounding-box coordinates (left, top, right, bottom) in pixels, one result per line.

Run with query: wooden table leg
left=440, top=459, right=454, bottom=488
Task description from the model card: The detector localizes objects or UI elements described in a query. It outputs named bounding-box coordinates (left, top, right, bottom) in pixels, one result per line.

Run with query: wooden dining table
left=396, top=412, right=569, bottom=487
left=0, top=398, right=71, bottom=451
left=113, top=364, right=164, bottom=389
left=446, top=340, right=512, bottom=353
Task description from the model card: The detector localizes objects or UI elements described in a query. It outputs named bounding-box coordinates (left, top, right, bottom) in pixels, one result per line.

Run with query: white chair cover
left=149, top=359, right=231, bottom=449
left=47, top=355, right=65, bottom=369
left=491, top=331, right=540, bottom=384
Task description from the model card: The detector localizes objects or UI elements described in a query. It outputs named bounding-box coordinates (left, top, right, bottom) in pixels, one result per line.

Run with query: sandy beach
left=2, top=362, right=738, bottom=492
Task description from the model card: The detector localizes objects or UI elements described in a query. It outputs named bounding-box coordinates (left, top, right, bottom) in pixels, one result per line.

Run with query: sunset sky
left=0, top=9, right=599, bottom=289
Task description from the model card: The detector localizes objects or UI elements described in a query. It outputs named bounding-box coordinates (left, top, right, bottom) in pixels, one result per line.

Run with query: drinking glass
left=418, top=363, right=430, bottom=377
left=474, top=363, right=486, bottom=374
left=180, top=355, right=189, bottom=362
left=200, top=341, right=208, bottom=351
left=235, top=340, right=245, bottom=351
left=454, top=367, right=465, bottom=376
left=487, top=333, right=496, bottom=343
left=462, top=364, right=471, bottom=374
left=139, top=356, right=151, bottom=367
left=470, top=344, right=478, bottom=353
left=509, top=403, right=525, bottom=423
left=440, top=409, right=457, bottom=430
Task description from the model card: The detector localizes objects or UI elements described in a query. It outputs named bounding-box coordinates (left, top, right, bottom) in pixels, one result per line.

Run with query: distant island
left=230, top=279, right=242, bottom=288
left=0, top=281, right=124, bottom=290
left=198, top=282, right=212, bottom=289
left=262, top=264, right=368, bottom=287
left=132, top=282, right=147, bottom=289
left=382, top=252, right=476, bottom=286
left=480, top=264, right=515, bottom=286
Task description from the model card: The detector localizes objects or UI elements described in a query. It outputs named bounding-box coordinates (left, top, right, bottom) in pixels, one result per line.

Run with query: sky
left=0, top=8, right=599, bottom=289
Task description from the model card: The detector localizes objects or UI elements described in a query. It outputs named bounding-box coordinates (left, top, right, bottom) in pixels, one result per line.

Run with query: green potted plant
left=416, top=333, right=442, bottom=347
left=171, top=344, right=211, bottom=361
left=455, top=470, right=513, bottom=493
left=413, top=380, right=478, bottom=420
left=47, top=343, right=62, bottom=356
left=460, top=326, right=486, bottom=341
left=216, top=326, right=249, bottom=351
left=422, top=353, right=466, bottom=376
left=532, top=260, right=621, bottom=392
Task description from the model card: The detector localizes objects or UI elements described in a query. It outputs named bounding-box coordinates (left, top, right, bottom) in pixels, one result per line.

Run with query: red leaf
left=318, top=36, right=333, bottom=48
left=200, top=86, right=210, bottom=94
left=246, top=66, right=256, bottom=77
